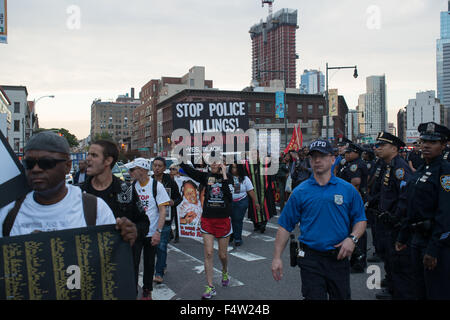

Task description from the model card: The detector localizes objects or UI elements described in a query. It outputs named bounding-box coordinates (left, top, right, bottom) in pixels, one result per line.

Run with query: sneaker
left=141, top=289, right=152, bottom=300
left=202, top=285, right=216, bottom=299
left=153, top=275, right=163, bottom=284
left=221, top=272, right=230, bottom=287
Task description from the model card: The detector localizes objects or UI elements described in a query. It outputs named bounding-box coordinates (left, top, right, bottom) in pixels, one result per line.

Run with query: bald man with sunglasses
left=0, top=131, right=137, bottom=245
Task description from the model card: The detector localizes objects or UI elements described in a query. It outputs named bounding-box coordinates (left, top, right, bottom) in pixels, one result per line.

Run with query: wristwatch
left=348, top=234, right=358, bottom=244
left=156, top=228, right=163, bottom=233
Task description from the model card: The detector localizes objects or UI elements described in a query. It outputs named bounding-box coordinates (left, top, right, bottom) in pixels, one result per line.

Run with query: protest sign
left=0, top=130, right=31, bottom=208
left=0, top=225, right=136, bottom=300
left=176, top=179, right=203, bottom=240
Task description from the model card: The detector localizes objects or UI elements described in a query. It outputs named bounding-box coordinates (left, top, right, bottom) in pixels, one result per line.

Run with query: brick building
left=132, top=66, right=214, bottom=157
left=153, top=89, right=348, bottom=156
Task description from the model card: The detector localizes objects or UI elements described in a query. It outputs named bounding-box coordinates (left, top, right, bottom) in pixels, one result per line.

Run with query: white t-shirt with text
left=229, top=176, right=254, bottom=201
left=134, top=178, right=170, bottom=237
left=0, top=184, right=116, bottom=237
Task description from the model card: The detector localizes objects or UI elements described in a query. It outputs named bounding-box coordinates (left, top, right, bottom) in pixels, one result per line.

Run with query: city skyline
left=0, top=0, right=446, bottom=139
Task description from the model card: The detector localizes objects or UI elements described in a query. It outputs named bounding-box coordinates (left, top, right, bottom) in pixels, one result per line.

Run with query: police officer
left=272, top=139, right=367, bottom=300
left=336, top=142, right=369, bottom=273
left=396, top=122, right=450, bottom=300
left=443, top=137, right=450, bottom=162
left=374, top=131, right=415, bottom=300
left=332, top=137, right=351, bottom=175
left=366, top=145, right=386, bottom=266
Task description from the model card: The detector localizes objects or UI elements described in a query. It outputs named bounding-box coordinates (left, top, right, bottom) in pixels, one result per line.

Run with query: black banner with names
left=0, top=225, right=135, bottom=300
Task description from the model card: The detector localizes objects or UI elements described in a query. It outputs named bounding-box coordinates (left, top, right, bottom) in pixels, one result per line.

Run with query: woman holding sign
left=179, top=158, right=233, bottom=300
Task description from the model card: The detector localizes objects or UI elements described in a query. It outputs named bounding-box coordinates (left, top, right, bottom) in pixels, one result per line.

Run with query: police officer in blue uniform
left=374, top=131, right=415, bottom=300
left=272, top=139, right=367, bottom=300
left=443, top=137, right=450, bottom=162
left=366, top=147, right=386, bottom=266
left=332, top=137, right=351, bottom=175
left=336, top=142, right=369, bottom=273
left=396, top=122, right=450, bottom=300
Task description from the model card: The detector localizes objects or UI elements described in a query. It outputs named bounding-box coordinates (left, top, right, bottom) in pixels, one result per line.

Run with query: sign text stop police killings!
left=173, top=101, right=249, bottom=134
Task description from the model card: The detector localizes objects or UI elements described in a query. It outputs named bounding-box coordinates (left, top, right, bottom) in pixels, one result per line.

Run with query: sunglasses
left=22, top=158, right=68, bottom=170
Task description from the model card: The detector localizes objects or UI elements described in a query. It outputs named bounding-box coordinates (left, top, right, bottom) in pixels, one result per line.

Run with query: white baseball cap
left=125, top=158, right=151, bottom=171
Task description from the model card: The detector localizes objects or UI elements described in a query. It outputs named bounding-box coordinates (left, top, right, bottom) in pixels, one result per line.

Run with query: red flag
left=283, top=124, right=300, bottom=154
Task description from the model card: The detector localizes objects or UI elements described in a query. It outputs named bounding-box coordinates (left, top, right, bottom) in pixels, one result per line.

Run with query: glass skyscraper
left=437, top=2, right=450, bottom=126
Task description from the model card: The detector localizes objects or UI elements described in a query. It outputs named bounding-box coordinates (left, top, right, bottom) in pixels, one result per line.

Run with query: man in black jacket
left=151, top=157, right=182, bottom=284
left=81, top=140, right=150, bottom=293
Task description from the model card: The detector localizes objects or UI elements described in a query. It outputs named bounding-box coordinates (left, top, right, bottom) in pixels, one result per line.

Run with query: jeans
left=133, top=237, right=157, bottom=291
left=231, top=197, right=249, bottom=243
left=155, top=224, right=172, bottom=277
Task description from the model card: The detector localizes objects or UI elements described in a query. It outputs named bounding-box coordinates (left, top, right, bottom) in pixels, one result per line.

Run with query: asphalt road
left=138, top=211, right=386, bottom=300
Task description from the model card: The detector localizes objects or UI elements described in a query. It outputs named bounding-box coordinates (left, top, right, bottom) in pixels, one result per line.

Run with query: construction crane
left=262, top=0, right=274, bottom=16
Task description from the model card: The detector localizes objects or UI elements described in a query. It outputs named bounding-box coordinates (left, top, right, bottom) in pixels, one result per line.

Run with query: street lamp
left=256, top=69, right=288, bottom=148
left=325, top=63, right=358, bottom=141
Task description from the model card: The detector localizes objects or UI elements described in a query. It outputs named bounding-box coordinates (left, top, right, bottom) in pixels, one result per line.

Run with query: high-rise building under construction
left=249, top=8, right=299, bottom=88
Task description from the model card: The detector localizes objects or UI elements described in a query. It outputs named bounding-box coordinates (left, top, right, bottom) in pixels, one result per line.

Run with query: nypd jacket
left=81, top=175, right=150, bottom=240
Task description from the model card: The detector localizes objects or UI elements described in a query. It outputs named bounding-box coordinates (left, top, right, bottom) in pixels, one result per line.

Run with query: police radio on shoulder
left=348, top=234, right=358, bottom=244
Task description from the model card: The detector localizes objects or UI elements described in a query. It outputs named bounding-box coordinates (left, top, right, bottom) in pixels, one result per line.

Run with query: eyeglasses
left=22, top=158, right=68, bottom=170
left=170, top=168, right=178, bottom=171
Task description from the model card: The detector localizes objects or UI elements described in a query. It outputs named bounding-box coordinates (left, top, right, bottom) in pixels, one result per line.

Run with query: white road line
left=243, top=218, right=279, bottom=230
left=167, top=244, right=244, bottom=287
left=137, top=272, right=177, bottom=300
left=193, top=237, right=234, bottom=252
left=241, top=230, right=251, bottom=237
left=250, top=234, right=275, bottom=242
left=229, top=250, right=266, bottom=261
left=193, top=237, right=266, bottom=262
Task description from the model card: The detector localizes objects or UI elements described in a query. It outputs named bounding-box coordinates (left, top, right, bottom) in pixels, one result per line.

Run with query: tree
left=34, top=128, right=79, bottom=148
left=93, top=131, right=114, bottom=142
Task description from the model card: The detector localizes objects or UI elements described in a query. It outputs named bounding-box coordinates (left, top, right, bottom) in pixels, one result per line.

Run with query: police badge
left=440, top=175, right=450, bottom=192
left=350, top=164, right=357, bottom=172
left=334, top=194, right=343, bottom=205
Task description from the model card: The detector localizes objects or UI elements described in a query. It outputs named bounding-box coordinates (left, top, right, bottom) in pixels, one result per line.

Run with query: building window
left=297, top=104, right=302, bottom=114
left=308, top=105, right=313, bottom=115
left=265, top=118, right=271, bottom=124
left=318, top=105, right=324, bottom=114
left=255, top=118, right=260, bottom=124
left=190, top=79, right=195, bottom=87
left=255, top=103, right=261, bottom=113
left=14, top=102, right=20, bottom=113
left=265, top=102, right=271, bottom=113
left=14, top=120, right=20, bottom=132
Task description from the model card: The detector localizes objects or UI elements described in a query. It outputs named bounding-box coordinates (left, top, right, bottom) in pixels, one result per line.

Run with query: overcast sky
left=0, top=0, right=447, bottom=139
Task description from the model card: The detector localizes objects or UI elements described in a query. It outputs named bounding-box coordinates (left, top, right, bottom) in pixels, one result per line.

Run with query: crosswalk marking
left=193, top=237, right=234, bottom=252
left=229, top=250, right=265, bottom=261
left=137, top=273, right=176, bottom=300
left=243, top=218, right=279, bottom=230
left=192, top=236, right=267, bottom=262
left=250, top=234, right=275, bottom=242
left=167, top=244, right=244, bottom=287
